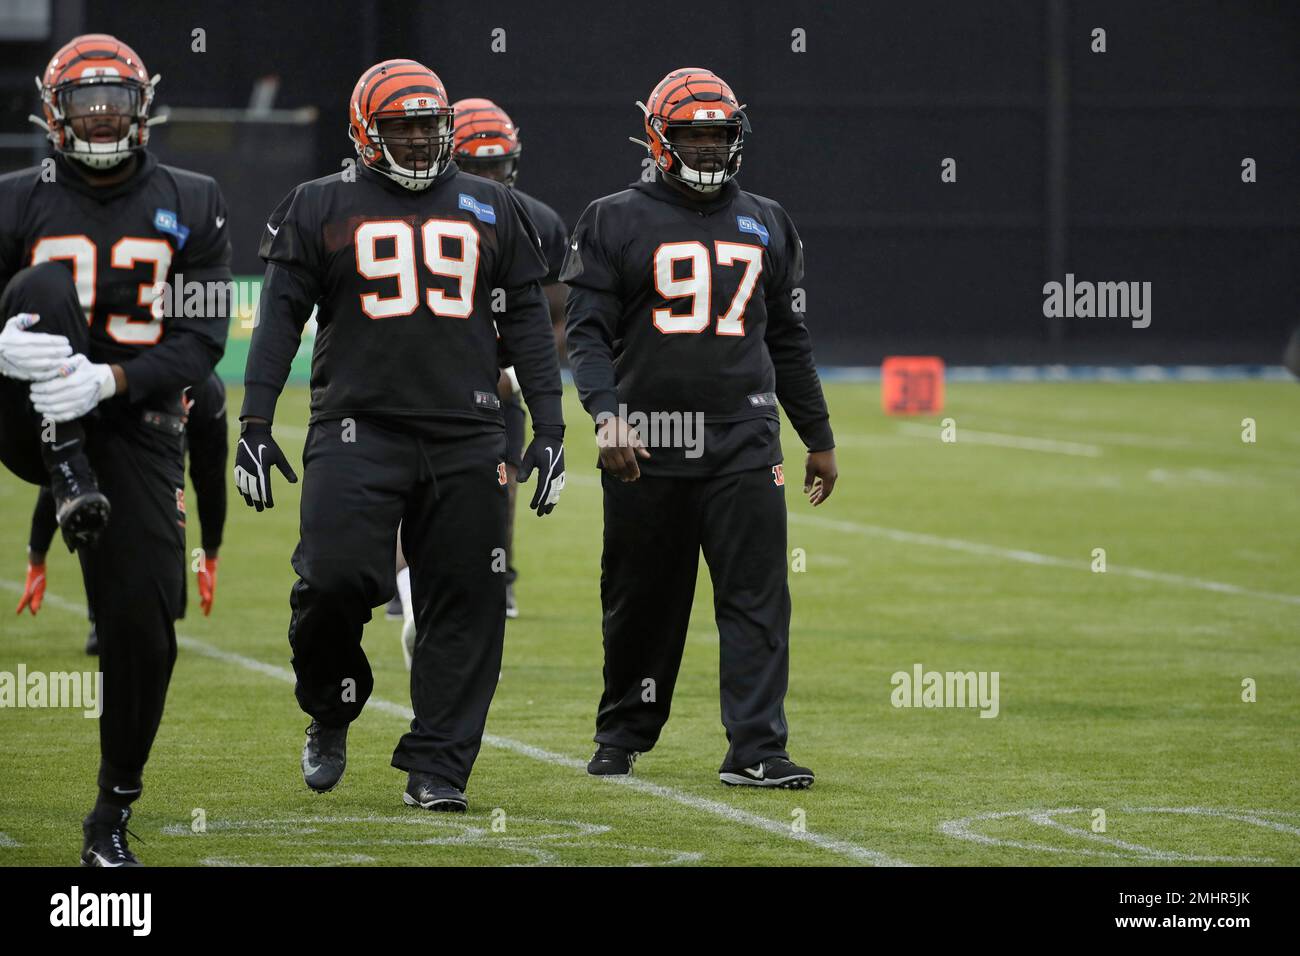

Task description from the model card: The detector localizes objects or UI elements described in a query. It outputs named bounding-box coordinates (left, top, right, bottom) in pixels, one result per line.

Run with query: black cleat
left=50, top=455, right=110, bottom=553
left=587, top=744, right=638, bottom=776
left=81, top=805, right=141, bottom=867
left=384, top=594, right=403, bottom=619
left=403, top=772, right=468, bottom=812
left=84, top=624, right=98, bottom=656
left=719, top=757, right=814, bottom=789
left=302, top=720, right=347, bottom=792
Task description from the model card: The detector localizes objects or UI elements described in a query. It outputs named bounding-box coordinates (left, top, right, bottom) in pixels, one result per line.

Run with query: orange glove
left=16, top=561, right=46, bottom=615
left=197, top=554, right=218, bottom=616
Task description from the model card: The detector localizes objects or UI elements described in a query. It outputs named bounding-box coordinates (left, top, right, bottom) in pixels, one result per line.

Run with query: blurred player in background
left=235, top=60, right=565, bottom=813
left=564, top=68, right=837, bottom=789
left=0, top=34, right=231, bottom=864
left=15, top=371, right=229, bottom=649
left=392, top=96, right=569, bottom=664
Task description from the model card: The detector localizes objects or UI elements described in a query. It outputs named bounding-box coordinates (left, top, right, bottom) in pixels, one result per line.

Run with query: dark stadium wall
left=6, top=0, right=1299, bottom=364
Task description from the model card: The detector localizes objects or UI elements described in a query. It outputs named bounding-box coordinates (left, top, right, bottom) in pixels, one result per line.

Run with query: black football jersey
left=242, top=162, right=562, bottom=438
left=0, top=153, right=232, bottom=409
left=512, top=188, right=568, bottom=283
left=562, top=175, right=833, bottom=475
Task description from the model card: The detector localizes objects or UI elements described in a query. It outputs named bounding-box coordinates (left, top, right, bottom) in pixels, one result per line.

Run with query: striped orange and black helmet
left=637, top=68, right=749, bottom=193
left=348, top=59, right=454, bottom=191
left=452, top=98, right=522, bottom=186
left=34, top=33, right=157, bottom=169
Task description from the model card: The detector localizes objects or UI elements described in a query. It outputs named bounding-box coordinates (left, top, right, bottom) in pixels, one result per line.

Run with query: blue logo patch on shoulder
left=736, top=215, right=769, bottom=246
left=458, top=194, right=496, bottom=224
left=153, top=208, right=190, bottom=249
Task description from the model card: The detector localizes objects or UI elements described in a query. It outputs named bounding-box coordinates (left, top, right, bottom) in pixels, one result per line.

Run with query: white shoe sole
left=403, top=791, right=467, bottom=812
left=719, top=771, right=814, bottom=789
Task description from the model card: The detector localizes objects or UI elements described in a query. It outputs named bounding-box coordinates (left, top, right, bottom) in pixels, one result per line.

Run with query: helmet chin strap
left=64, top=129, right=136, bottom=169
left=675, top=162, right=727, bottom=192
left=378, top=147, right=437, bottom=191
left=377, top=141, right=440, bottom=191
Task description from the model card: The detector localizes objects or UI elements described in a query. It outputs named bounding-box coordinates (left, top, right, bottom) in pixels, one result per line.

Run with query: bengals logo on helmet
left=452, top=98, right=522, bottom=186
left=31, top=33, right=159, bottom=170
left=348, top=59, right=455, bottom=192
left=632, top=67, right=750, bottom=193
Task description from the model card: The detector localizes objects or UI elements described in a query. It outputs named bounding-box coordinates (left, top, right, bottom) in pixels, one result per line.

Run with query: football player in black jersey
left=443, top=97, right=568, bottom=624
left=16, top=371, right=229, bottom=650
left=564, top=68, right=838, bottom=789
left=391, top=97, right=569, bottom=656
left=0, top=34, right=232, bottom=864
left=236, top=60, right=565, bottom=813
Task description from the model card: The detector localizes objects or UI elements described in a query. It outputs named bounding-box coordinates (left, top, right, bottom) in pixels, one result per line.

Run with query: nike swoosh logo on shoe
left=745, top=763, right=765, bottom=778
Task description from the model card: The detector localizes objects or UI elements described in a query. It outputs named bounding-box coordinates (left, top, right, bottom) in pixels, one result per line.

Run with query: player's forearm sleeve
left=564, top=285, right=622, bottom=422
left=766, top=293, right=835, bottom=451
left=498, top=280, right=564, bottom=436
left=240, top=262, right=317, bottom=423
left=187, top=412, right=229, bottom=553
left=29, top=486, right=57, bottom=555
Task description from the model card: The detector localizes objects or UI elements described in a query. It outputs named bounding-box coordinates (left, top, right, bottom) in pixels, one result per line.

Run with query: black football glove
left=517, top=432, right=565, bottom=517
left=233, top=420, right=298, bottom=512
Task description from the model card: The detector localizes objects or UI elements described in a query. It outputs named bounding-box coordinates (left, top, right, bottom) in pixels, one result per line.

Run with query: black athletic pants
left=287, top=417, right=509, bottom=790
left=595, top=465, right=793, bottom=771
left=0, top=263, right=185, bottom=804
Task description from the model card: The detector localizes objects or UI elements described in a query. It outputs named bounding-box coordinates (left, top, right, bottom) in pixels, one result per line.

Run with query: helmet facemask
left=354, top=105, right=454, bottom=191
left=456, top=148, right=520, bottom=187
left=658, top=117, right=744, bottom=193
left=45, top=78, right=153, bottom=169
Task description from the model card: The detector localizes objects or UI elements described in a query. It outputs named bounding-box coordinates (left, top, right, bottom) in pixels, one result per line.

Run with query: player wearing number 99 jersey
left=237, top=59, right=564, bottom=813
left=0, top=33, right=231, bottom=865
left=563, top=68, right=837, bottom=789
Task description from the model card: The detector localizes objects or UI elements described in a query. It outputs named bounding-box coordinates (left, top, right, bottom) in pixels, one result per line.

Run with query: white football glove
left=29, top=353, right=116, bottom=423
left=0, top=313, right=73, bottom=381
left=518, top=434, right=565, bottom=516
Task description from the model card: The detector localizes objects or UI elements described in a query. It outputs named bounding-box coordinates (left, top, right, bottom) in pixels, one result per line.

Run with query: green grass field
left=2, top=379, right=1298, bottom=866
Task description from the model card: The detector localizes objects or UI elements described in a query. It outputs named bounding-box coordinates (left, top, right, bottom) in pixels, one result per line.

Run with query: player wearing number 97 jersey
left=563, top=68, right=837, bottom=789
left=238, top=59, right=564, bottom=813
left=0, top=33, right=231, bottom=866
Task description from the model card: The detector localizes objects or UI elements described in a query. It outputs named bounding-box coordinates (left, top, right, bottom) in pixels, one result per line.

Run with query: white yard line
left=576, top=472, right=1299, bottom=604
left=941, top=806, right=1295, bottom=862
left=895, top=423, right=1103, bottom=457
left=938, top=808, right=1128, bottom=858
left=1025, top=809, right=1264, bottom=863
left=787, top=513, right=1300, bottom=607
left=0, top=581, right=910, bottom=868
left=1123, top=806, right=1300, bottom=837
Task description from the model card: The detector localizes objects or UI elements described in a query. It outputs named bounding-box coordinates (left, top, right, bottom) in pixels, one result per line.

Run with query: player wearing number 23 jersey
left=0, top=150, right=230, bottom=409
left=0, top=33, right=231, bottom=866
